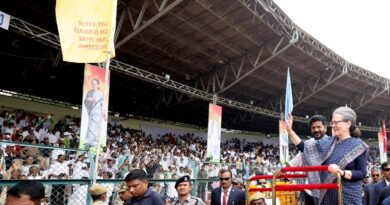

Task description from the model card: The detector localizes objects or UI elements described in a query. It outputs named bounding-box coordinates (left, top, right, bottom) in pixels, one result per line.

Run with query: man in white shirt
left=167, top=173, right=178, bottom=200
left=27, top=166, right=44, bottom=180
left=160, top=156, right=169, bottom=171
left=51, top=142, right=66, bottom=161
left=49, top=154, right=69, bottom=205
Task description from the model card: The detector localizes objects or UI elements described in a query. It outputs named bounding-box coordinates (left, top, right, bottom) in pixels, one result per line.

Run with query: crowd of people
left=0, top=107, right=386, bottom=205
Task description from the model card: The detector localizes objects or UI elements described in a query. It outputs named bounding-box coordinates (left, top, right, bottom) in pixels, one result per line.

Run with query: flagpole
left=92, top=51, right=111, bottom=185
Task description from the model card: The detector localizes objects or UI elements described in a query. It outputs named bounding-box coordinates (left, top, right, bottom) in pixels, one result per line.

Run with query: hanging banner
left=206, top=104, right=222, bottom=163
left=0, top=11, right=10, bottom=30
left=55, top=0, right=117, bottom=63
left=378, top=120, right=387, bottom=163
left=79, top=64, right=110, bottom=149
left=279, top=120, right=289, bottom=165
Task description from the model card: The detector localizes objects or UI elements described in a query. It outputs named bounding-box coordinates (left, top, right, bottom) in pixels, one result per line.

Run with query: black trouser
left=304, top=191, right=316, bottom=205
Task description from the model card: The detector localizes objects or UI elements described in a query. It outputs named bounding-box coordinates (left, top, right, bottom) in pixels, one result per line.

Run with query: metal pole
left=272, top=169, right=282, bottom=205
left=92, top=51, right=111, bottom=185
left=337, top=173, right=343, bottom=205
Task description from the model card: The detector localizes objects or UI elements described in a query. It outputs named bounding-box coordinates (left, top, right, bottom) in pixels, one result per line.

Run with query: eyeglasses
left=372, top=174, right=380, bottom=177
left=220, top=177, right=230, bottom=181
left=330, top=120, right=346, bottom=126
left=258, top=182, right=266, bottom=185
left=383, top=168, right=390, bottom=172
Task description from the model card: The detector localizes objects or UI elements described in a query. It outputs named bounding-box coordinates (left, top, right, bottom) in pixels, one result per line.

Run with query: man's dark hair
left=309, top=115, right=327, bottom=127
left=91, top=194, right=104, bottom=201
left=7, top=181, right=45, bottom=203
left=219, top=168, right=232, bottom=178
left=381, top=162, right=390, bottom=170
left=125, top=169, right=148, bottom=182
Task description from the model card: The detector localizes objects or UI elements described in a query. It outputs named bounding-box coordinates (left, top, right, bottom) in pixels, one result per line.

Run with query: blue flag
left=285, top=68, right=293, bottom=121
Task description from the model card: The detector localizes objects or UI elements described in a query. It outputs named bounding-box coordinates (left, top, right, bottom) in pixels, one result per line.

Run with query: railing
left=246, top=166, right=342, bottom=205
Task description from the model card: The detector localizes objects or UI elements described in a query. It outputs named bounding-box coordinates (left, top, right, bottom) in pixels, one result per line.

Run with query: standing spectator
left=48, top=154, right=69, bottom=205
left=124, top=169, right=165, bottom=205
left=27, top=165, right=44, bottom=180
left=363, top=167, right=381, bottom=205
left=166, top=174, right=178, bottom=201
left=372, top=162, right=390, bottom=205
left=6, top=181, right=45, bottom=205
left=232, top=178, right=244, bottom=191
left=197, top=165, right=208, bottom=200
left=210, top=169, right=245, bottom=205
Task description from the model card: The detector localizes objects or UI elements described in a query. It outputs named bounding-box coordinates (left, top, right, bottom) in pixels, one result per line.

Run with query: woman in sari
left=285, top=106, right=368, bottom=205
left=84, top=78, right=103, bottom=146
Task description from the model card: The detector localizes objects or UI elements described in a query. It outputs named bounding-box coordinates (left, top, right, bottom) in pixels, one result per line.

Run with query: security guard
left=113, top=182, right=132, bottom=205
left=89, top=184, right=108, bottom=205
left=172, top=175, right=204, bottom=205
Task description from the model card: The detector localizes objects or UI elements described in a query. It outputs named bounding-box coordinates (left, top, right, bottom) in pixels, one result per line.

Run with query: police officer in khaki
left=90, top=184, right=108, bottom=205
left=113, top=181, right=132, bottom=205
left=172, top=175, right=204, bottom=205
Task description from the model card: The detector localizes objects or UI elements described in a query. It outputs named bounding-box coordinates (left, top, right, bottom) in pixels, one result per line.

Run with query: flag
left=279, top=120, right=289, bottom=165
left=280, top=68, right=293, bottom=165
left=378, top=120, right=387, bottom=163
left=284, top=67, right=293, bottom=121
left=0, top=11, right=11, bottom=30
left=55, top=0, right=117, bottom=63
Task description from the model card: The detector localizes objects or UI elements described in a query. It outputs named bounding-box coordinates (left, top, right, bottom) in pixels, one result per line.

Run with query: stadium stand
left=0, top=107, right=382, bottom=204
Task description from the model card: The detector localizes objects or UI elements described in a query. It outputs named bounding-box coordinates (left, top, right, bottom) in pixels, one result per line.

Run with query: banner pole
left=92, top=51, right=111, bottom=185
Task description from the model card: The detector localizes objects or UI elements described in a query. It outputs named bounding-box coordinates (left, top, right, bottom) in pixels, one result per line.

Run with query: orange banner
left=79, top=64, right=110, bottom=149
left=206, top=104, right=222, bottom=163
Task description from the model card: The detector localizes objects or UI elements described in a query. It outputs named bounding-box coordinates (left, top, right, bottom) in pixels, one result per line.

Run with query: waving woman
left=285, top=106, right=368, bottom=205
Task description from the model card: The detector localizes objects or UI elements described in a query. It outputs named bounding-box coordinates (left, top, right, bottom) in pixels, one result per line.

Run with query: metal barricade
left=246, top=166, right=343, bottom=205
left=246, top=173, right=307, bottom=205
left=271, top=166, right=342, bottom=205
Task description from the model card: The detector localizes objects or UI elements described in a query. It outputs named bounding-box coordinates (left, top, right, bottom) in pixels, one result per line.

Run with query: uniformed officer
left=172, top=175, right=204, bottom=205
left=113, top=181, right=132, bottom=205
left=90, top=184, right=108, bottom=205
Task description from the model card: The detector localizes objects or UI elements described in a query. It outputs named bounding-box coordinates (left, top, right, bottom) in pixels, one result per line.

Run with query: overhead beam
left=115, top=0, right=183, bottom=48
left=241, top=0, right=390, bottom=89
left=149, top=21, right=221, bottom=63
left=7, top=15, right=385, bottom=132
left=136, top=36, right=207, bottom=71
left=170, top=9, right=242, bottom=56
left=195, top=0, right=265, bottom=48
left=217, top=40, right=293, bottom=94
left=191, top=0, right=298, bottom=95
left=353, top=87, right=388, bottom=111
left=294, top=69, right=346, bottom=107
